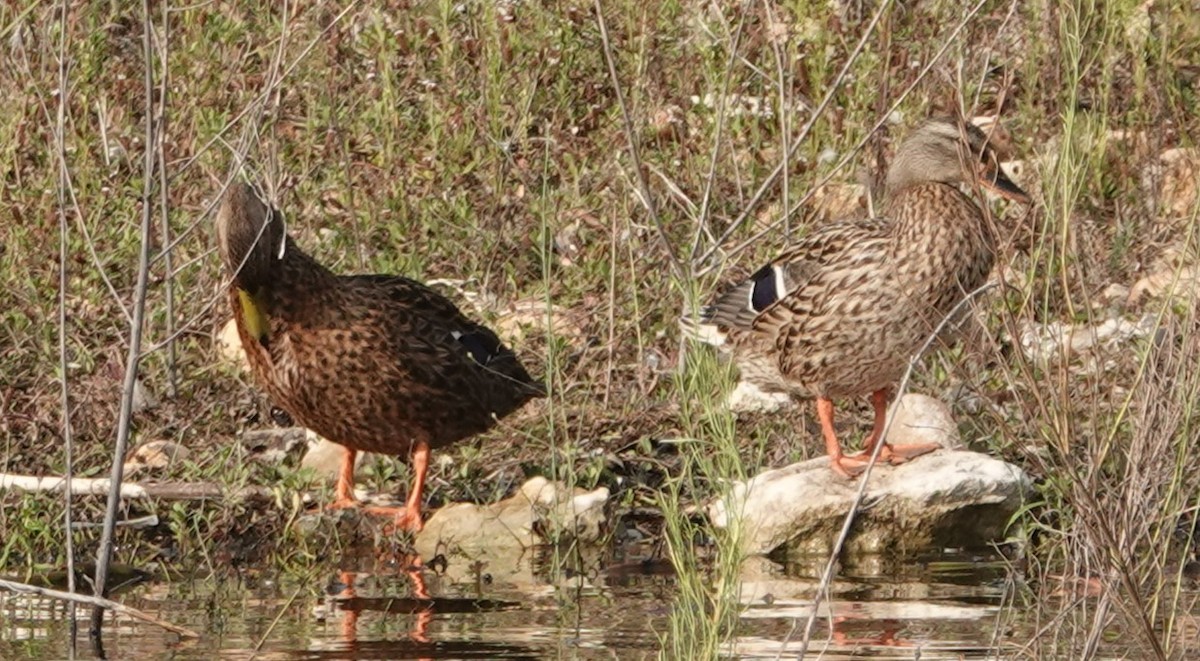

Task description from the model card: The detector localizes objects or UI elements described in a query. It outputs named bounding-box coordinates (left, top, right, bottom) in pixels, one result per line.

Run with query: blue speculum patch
left=455, top=331, right=497, bottom=365
left=750, top=264, right=779, bottom=312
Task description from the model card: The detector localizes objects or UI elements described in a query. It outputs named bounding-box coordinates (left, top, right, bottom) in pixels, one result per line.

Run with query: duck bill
left=980, top=164, right=1031, bottom=205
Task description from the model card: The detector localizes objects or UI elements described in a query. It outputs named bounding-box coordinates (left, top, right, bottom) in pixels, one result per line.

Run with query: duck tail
left=678, top=306, right=728, bottom=347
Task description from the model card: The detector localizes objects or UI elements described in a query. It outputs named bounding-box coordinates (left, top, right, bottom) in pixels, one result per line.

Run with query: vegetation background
left=1, top=0, right=1199, bottom=657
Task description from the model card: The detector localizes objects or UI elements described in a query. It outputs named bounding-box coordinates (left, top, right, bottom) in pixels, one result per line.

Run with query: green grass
left=2, top=0, right=1200, bottom=657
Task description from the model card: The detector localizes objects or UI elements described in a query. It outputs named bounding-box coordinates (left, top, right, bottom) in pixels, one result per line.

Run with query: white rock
left=241, top=426, right=310, bottom=464
left=1145, top=147, right=1198, bottom=219
left=1102, top=283, right=1131, bottom=305
left=726, top=380, right=795, bottom=413
left=494, top=298, right=586, bottom=346
left=808, top=183, right=867, bottom=221
left=708, top=450, right=1031, bottom=556
left=1128, top=261, right=1195, bottom=307
left=299, top=434, right=385, bottom=484
left=123, top=440, right=190, bottom=476
left=1018, top=314, right=1157, bottom=367
left=885, top=393, right=961, bottom=450
left=131, top=378, right=157, bottom=413
left=217, top=318, right=248, bottom=371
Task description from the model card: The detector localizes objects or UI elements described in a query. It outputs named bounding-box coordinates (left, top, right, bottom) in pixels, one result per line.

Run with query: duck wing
left=346, top=274, right=545, bottom=403
left=699, top=217, right=892, bottom=337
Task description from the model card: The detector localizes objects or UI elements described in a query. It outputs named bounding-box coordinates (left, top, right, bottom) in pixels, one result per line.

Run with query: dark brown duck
left=217, top=182, right=543, bottom=531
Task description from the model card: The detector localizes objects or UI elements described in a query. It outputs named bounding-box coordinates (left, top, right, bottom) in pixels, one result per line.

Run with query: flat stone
left=494, top=298, right=586, bottom=347
left=241, top=427, right=310, bottom=465
left=708, top=450, right=1031, bottom=557
left=415, top=477, right=609, bottom=558
left=240, top=427, right=388, bottom=485
left=299, top=435, right=388, bottom=482
left=1129, top=245, right=1200, bottom=305
left=809, top=183, right=868, bottom=221
left=131, top=378, right=157, bottom=414
left=1149, top=147, right=1198, bottom=219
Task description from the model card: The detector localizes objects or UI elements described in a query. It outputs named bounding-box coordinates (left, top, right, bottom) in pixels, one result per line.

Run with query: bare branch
left=13, top=9, right=133, bottom=329
left=155, top=7, right=177, bottom=398
left=695, top=0, right=993, bottom=273
left=594, top=0, right=685, bottom=282
left=163, top=0, right=360, bottom=185
left=53, top=0, right=77, bottom=647
left=762, top=0, right=791, bottom=243
left=686, top=8, right=747, bottom=262
left=696, top=0, right=898, bottom=267
left=91, top=0, right=160, bottom=628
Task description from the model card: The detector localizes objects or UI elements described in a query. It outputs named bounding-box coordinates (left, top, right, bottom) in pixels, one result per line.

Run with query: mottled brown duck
left=217, top=183, right=543, bottom=531
left=689, top=117, right=1030, bottom=478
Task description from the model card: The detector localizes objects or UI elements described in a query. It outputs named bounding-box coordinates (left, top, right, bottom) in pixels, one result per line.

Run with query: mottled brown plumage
left=689, top=117, right=1030, bottom=477
left=216, top=183, right=543, bottom=530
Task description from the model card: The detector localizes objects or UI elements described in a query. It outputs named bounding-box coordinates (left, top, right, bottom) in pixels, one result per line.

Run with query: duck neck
left=223, top=224, right=331, bottom=297
left=270, top=243, right=335, bottom=297
left=887, top=183, right=997, bottom=258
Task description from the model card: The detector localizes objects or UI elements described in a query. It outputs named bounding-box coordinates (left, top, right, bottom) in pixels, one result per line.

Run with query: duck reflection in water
left=332, top=560, right=433, bottom=654
left=322, top=555, right=528, bottom=660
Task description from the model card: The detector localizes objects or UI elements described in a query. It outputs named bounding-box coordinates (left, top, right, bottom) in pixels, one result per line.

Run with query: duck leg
left=395, top=440, right=429, bottom=532
left=818, top=397, right=869, bottom=478
left=363, top=440, right=429, bottom=532
left=327, top=446, right=360, bottom=510
left=848, top=389, right=940, bottom=464
left=845, top=389, right=889, bottom=460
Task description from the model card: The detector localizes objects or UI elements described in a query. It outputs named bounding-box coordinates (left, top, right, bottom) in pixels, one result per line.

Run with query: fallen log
left=0, top=474, right=277, bottom=502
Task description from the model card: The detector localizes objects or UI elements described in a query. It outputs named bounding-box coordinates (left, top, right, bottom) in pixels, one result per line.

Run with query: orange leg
left=327, top=446, right=359, bottom=510
left=399, top=440, right=429, bottom=532
left=879, top=438, right=941, bottom=464
left=863, top=389, right=890, bottom=456
left=846, top=389, right=889, bottom=460
left=829, top=615, right=910, bottom=648
left=818, top=397, right=869, bottom=478
left=363, top=440, right=430, bottom=532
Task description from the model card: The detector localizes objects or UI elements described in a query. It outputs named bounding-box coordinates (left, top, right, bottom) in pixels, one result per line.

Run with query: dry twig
left=0, top=578, right=199, bottom=639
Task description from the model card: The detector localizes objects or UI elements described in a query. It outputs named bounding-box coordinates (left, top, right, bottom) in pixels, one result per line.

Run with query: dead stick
left=0, top=578, right=199, bottom=638
left=0, top=474, right=277, bottom=502
left=93, top=0, right=159, bottom=625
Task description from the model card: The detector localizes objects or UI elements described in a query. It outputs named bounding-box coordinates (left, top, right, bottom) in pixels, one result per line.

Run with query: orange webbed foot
left=829, top=455, right=870, bottom=479
left=847, top=442, right=941, bottom=465
left=361, top=505, right=425, bottom=533
left=392, top=507, right=424, bottom=533
left=326, top=497, right=360, bottom=511
left=878, top=442, right=940, bottom=465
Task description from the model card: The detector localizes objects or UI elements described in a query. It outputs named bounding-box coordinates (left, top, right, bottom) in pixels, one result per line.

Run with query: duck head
left=216, top=182, right=288, bottom=291
left=886, top=117, right=1031, bottom=205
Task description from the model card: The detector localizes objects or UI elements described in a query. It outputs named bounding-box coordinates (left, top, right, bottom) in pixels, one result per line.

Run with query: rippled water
left=0, top=548, right=1113, bottom=659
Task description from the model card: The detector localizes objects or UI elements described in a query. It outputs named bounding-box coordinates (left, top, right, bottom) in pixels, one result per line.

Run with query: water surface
left=0, top=549, right=1059, bottom=659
